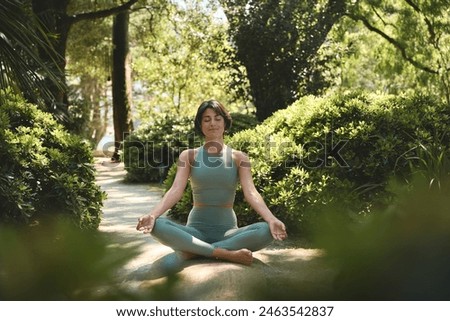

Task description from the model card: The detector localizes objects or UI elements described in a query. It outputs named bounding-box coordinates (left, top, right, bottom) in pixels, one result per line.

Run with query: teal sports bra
left=190, top=145, right=238, bottom=207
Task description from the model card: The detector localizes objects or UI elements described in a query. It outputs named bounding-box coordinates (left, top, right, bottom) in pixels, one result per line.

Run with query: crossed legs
left=150, top=218, right=273, bottom=265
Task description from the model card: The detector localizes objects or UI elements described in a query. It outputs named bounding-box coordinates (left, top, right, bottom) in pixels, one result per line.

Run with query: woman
left=136, top=100, right=287, bottom=266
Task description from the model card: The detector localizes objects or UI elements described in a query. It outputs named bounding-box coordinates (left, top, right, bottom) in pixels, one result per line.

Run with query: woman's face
left=201, top=108, right=225, bottom=139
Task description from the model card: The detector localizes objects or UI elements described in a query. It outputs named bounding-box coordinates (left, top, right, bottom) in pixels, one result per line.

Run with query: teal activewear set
left=150, top=145, right=273, bottom=257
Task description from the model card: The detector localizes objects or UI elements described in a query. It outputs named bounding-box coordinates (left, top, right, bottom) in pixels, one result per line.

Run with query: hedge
left=0, top=89, right=105, bottom=229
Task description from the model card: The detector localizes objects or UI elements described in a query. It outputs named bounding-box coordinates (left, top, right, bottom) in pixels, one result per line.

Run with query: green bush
left=123, top=113, right=196, bottom=182
left=164, top=91, right=450, bottom=232
left=0, top=89, right=106, bottom=229
left=123, top=111, right=259, bottom=182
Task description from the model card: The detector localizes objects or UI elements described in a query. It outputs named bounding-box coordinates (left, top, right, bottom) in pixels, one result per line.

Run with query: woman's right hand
left=136, top=214, right=156, bottom=233
left=268, top=218, right=288, bottom=241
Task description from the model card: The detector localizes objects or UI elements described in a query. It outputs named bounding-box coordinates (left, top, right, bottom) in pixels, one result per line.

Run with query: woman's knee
left=243, top=222, right=273, bottom=245
left=255, top=222, right=274, bottom=242
left=245, top=222, right=273, bottom=251
left=150, top=217, right=171, bottom=236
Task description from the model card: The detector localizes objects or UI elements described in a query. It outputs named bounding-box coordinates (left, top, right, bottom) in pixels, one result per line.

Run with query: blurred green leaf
left=0, top=219, right=140, bottom=300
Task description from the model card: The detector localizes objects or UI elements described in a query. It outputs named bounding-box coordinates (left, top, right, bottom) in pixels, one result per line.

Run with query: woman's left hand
left=269, top=219, right=288, bottom=241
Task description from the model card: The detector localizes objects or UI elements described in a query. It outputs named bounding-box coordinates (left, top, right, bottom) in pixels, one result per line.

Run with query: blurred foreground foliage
left=251, top=174, right=450, bottom=300
left=318, top=177, right=450, bottom=300
left=0, top=219, right=139, bottom=300
left=2, top=180, right=446, bottom=301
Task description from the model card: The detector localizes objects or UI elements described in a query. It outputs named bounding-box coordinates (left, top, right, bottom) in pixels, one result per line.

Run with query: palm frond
left=0, top=0, right=65, bottom=104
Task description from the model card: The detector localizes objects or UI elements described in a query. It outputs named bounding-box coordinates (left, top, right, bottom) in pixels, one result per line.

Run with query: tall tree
left=111, top=10, right=134, bottom=162
left=221, top=0, right=346, bottom=120
left=66, top=16, right=113, bottom=145
left=30, top=0, right=139, bottom=121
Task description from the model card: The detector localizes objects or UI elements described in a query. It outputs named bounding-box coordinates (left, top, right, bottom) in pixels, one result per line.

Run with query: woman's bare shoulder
left=178, top=148, right=200, bottom=166
left=232, top=149, right=251, bottom=168
left=179, top=147, right=199, bottom=156
left=231, top=149, right=247, bottom=158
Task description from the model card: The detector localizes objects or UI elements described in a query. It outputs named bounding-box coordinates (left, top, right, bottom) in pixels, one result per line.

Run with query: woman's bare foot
left=212, top=248, right=253, bottom=266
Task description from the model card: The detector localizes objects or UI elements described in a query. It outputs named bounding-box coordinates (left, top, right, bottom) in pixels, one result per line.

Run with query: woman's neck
left=204, top=139, right=225, bottom=154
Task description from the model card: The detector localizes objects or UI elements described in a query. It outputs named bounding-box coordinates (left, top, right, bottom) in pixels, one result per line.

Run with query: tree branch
left=302, top=0, right=346, bottom=59
left=403, top=0, right=438, bottom=47
left=346, top=13, right=438, bottom=75
left=69, top=0, right=139, bottom=25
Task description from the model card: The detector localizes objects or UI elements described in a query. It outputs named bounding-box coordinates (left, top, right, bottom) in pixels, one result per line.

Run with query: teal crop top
left=190, top=145, right=238, bottom=207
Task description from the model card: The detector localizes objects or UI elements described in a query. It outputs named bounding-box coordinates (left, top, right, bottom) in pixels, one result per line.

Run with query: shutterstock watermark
left=98, top=133, right=350, bottom=169
left=279, top=134, right=349, bottom=169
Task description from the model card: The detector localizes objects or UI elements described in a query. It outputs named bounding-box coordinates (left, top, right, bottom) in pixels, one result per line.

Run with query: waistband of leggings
left=193, top=202, right=233, bottom=208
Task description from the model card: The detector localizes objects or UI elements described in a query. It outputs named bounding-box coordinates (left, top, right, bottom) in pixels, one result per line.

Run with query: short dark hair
left=194, top=100, right=232, bottom=137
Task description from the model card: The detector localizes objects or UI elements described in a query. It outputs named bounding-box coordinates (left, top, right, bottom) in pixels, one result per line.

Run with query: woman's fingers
left=136, top=217, right=146, bottom=230
left=137, top=215, right=155, bottom=233
left=275, top=222, right=287, bottom=241
left=272, top=222, right=287, bottom=240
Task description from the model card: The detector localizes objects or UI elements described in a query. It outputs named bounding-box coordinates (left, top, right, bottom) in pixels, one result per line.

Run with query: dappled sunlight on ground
left=255, top=248, right=325, bottom=263
left=95, top=158, right=163, bottom=236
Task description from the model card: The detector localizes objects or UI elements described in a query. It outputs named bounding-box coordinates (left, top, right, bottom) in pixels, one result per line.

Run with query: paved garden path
left=94, top=158, right=335, bottom=300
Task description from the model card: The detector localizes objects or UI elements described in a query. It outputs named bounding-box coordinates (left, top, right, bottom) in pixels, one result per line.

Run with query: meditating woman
left=136, top=100, right=287, bottom=265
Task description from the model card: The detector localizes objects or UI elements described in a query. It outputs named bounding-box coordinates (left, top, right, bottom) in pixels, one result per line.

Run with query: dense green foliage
left=0, top=220, right=138, bottom=300
left=0, top=90, right=105, bottom=229
left=0, top=0, right=64, bottom=107
left=314, top=176, right=450, bottom=300
left=123, top=113, right=195, bottom=182
left=131, top=0, right=250, bottom=117
left=165, top=91, right=450, bottom=234
left=221, top=0, right=346, bottom=120
left=123, top=111, right=259, bottom=182
left=345, top=0, right=450, bottom=103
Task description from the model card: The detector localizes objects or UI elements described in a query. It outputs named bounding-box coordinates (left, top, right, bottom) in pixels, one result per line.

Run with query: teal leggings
left=150, top=216, right=273, bottom=257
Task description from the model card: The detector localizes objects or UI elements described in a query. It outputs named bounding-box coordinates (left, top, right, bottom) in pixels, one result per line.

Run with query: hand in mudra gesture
left=136, top=214, right=156, bottom=234
left=269, top=219, right=287, bottom=241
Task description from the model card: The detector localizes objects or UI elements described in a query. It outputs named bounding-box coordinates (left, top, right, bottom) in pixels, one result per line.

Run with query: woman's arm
left=234, top=151, right=287, bottom=241
left=136, top=149, right=192, bottom=233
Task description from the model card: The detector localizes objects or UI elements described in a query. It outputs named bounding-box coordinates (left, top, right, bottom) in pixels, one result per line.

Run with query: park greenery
left=0, top=0, right=450, bottom=300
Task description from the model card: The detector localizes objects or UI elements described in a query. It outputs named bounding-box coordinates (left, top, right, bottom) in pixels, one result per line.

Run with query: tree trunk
left=111, top=10, right=134, bottom=162
left=31, top=0, right=70, bottom=116
left=249, top=68, right=295, bottom=121
left=30, top=0, right=138, bottom=128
